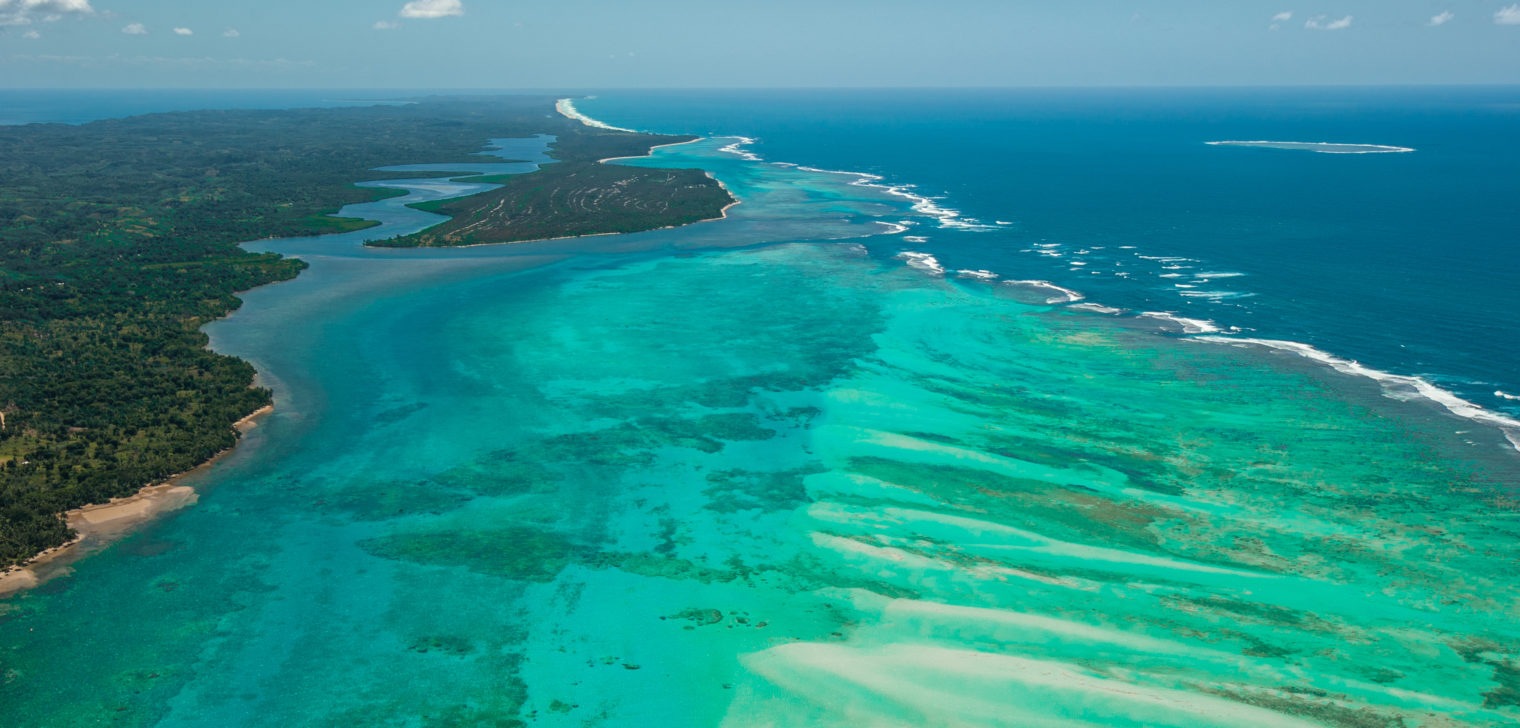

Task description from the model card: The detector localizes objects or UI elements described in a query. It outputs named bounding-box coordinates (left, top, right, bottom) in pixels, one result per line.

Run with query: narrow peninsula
left=370, top=107, right=734, bottom=247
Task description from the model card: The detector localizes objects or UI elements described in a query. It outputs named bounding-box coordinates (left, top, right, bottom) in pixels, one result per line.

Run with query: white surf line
left=956, top=269, right=999, bottom=281
left=555, top=97, right=637, bottom=133
left=1138, top=312, right=1225, bottom=335
left=895, top=251, right=945, bottom=275
left=1197, top=336, right=1520, bottom=453
left=708, top=136, right=997, bottom=236
left=1205, top=140, right=1415, bottom=154
left=717, top=136, right=763, bottom=161
left=1002, top=279, right=1084, bottom=304
left=785, top=160, right=994, bottom=231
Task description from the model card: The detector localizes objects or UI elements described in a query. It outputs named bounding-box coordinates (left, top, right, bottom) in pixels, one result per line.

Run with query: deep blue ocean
left=581, top=87, right=1520, bottom=421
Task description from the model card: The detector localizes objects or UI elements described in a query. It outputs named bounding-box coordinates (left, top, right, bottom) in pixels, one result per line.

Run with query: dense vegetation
left=371, top=132, right=733, bottom=247
left=0, top=96, right=707, bottom=567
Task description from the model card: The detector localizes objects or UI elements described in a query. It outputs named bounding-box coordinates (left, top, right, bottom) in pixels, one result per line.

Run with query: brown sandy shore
left=0, top=404, right=273, bottom=599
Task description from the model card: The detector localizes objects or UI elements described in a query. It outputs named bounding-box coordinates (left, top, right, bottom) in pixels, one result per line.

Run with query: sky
left=2, top=0, right=1519, bottom=88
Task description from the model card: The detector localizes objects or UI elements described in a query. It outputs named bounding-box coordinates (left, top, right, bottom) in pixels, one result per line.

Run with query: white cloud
left=0, top=0, right=93, bottom=27
left=1497, top=5, right=1520, bottom=25
left=1272, top=11, right=1293, bottom=22
left=121, top=22, right=146, bottom=35
left=1428, top=11, right=1454, bottom=26
left=1305, top=15, right=1353, bottom=31
left=223, top=28, right=239, bottom=38
left=23, top=28, right=39, bottom=38
left=173, top=27, right=192, bottom=36
left=399, top=0, right=462, bottom=19
left=373, top=20, right=401, bottom=30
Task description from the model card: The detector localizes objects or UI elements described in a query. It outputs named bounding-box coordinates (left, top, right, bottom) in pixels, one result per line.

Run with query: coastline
left=2, top=99, right=730, bottom=594
left=595, top=137, right=705, bottom=164
left=0, top=404, right=272, bottom=598
left=555, top=97, right=637, bottom=133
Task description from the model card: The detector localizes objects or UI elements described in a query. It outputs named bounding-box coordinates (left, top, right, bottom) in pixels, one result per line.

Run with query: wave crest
left=554, top=98, right=637, bottom=133
left=1199, top=337, right=1520, bottom=453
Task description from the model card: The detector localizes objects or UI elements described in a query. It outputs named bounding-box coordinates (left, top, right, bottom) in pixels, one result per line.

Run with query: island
left=370, top=127, right=734, bottom=247
left=0, top=96, right=732, bottom=569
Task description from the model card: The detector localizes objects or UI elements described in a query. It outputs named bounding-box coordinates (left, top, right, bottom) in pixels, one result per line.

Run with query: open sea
left=2, top=87, right=1519, bottom=726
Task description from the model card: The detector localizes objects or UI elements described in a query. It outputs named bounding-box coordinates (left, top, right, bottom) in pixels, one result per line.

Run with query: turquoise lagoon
left=2, top=124, right=1519, bottom=727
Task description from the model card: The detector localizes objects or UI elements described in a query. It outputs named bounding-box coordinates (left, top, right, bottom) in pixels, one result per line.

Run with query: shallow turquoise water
left=2, top=133, right=1519, bottom=726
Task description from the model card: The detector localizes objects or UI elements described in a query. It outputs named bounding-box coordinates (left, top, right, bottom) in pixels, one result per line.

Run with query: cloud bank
left=399, top=0, right=463, bottom=19
left=0, top=0, right=93, bottom=27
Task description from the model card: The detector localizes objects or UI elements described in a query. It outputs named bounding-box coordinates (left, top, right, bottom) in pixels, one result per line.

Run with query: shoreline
left=0, top=404, right=273, bottom=599
left=555, top=97, right=637, bottom=133
left=595, top=136, right=705, bottom=164
left=3, top=100, right=728, bottom=594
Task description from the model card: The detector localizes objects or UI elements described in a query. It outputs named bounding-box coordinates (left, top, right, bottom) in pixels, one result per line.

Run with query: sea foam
left=1070, top=303, right=1124, bottom=315
left=1199, top=337, right=1520, bottom=453
left=1206, top=140, right=1415, bottom=154
left=717, top=136, right=763, bottom=161
left=1002, top=279, right=1084, bottom=304
left=554, top=98, right=637, bottom=133
left=792, top=164, right=995, bottom=232
left=896, top=251, right=945, bottom=275
left=1139, top=312, right=1222, bottom=335
left=956, top=269, right=999, bottom=281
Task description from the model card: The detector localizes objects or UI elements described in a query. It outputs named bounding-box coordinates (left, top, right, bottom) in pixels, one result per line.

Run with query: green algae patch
left=687, top=413, right=779, bottom=442
left=591, top=551, right=743, bottom=584
left=406, top=634, right=477, bottom=657
left=704, top=466, right=821, bottom=513
left=360, top=528, right=585, bottom=582
left=499, top=412, right=780, bottom=472
left=842, top=456, right=1170, bottom=551
left=669, top=608, right=725, bottom=626
left=326, top=480, right=475, bottom=521
left=431, top=450, right=561, bottom=497
left=1451, top=638, right=1520, bottom=709
left=1203, top=686, right=1414, bottom=728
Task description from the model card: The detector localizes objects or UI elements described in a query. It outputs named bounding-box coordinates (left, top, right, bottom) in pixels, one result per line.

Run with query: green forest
left=372, top=131, right=732, bottom=247
left=0, top=96, right=707, bottom=567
